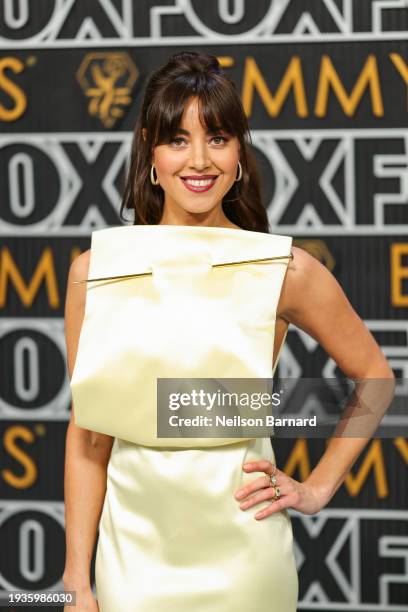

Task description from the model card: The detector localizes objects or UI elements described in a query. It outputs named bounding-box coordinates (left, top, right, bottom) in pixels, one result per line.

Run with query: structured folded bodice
left=69, top=224, right=293, bottom=447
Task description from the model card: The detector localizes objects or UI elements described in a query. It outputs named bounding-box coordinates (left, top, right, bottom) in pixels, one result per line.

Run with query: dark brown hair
left=120, top=50, right=270, bottom=233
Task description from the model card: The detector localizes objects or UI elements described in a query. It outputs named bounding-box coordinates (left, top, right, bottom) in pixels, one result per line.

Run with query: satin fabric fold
left=70, top=224, right=293, bottom=447
left=69, top=225, right=298, bottom=610
left=95, top=436, right=298, bottom=611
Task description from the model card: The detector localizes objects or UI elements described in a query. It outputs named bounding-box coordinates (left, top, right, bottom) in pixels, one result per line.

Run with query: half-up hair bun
left=168, top=51, right=223, bottom=74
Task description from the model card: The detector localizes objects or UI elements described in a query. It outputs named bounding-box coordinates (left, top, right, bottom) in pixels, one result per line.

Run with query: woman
left=63, top=51, right=394, bottom=611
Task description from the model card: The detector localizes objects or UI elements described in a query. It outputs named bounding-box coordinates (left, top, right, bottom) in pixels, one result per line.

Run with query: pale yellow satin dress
left=70, top=224, right=299, bottom=611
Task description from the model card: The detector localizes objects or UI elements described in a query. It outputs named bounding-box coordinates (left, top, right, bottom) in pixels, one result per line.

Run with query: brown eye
left=170, top=137, right=187, bottom=147
left=211, top=136, right=228, bottom=145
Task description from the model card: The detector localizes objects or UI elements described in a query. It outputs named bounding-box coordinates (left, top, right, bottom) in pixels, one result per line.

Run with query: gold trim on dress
left=72, top=252, right=294, bottom=284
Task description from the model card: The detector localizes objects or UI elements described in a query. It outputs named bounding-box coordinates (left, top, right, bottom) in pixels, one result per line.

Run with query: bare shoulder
left=64, top=249, right=91, bottom=379
left=278, top=244, right=332, bottom=321
left=68, top=248, right=91, bottom=282
left=289, top=244, right=326, bottom=281
left=65, top=249, right=91, bottom=314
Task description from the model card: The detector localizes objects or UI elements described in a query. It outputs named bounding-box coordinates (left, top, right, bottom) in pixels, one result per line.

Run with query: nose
left=188, top=139, right=210, bottom=171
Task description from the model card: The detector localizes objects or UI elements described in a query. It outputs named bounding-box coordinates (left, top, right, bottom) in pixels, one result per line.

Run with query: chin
left=182, top=207, right=218, bottom=217
left=178, top=201, right=219, bottom=214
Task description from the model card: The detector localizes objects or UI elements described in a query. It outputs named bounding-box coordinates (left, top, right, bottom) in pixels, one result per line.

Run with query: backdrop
left=0, top=1, right=407, bottom=610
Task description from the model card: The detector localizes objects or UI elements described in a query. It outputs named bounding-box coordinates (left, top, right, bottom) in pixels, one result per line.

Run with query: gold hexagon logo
left=76, top=52, right=138, bottom=128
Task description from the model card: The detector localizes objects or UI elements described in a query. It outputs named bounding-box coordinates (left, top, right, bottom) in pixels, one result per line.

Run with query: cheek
left=212, top=149, right=240, bottom=174
left=154, top=151, right=183, bottom=177
left=226, top=157, right=240, bottom=173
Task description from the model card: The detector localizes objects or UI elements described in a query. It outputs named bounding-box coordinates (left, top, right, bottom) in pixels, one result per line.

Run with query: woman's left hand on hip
left=234, top=460, right=332, bottom=520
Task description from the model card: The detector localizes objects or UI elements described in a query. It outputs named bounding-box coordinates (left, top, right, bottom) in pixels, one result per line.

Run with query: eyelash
left=170, top=136, right=229, bottom=147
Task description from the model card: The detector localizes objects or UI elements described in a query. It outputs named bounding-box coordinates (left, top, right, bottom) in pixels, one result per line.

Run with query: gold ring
left=272, top=487, right=281, bottom=502
left=269, top=464, right=277, bottom=488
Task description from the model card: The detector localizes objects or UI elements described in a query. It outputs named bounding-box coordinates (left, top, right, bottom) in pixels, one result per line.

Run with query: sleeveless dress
left=69, top=224, right=299, bottom=611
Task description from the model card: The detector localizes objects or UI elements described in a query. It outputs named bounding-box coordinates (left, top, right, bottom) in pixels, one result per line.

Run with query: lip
left=180, top=175, right=219, bottom=180
left=179, top=175, right=219, bottom=193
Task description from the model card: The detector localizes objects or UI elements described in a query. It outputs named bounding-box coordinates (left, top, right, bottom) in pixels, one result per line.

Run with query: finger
left=243, top=460, right=287, bottom=481
left=239, top=482, right=290, bottom=510
left=235, top=474, right=271, bottom=500
left=243, top=460, right=275, bottom=474
left=241, top=464, right=287, bottom=485
left=254, top=493, right=298, bottom=520
left=239, top=484, right=284, bottom=510
left=239, top=486, right=276, bottom=510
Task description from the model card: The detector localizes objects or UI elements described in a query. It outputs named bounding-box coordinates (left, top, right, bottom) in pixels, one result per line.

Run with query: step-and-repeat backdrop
left=0, top=2, right=407, bottom=610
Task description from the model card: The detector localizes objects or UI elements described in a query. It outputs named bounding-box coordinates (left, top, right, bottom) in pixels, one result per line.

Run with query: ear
left=142, top=128, right=147, bottom=142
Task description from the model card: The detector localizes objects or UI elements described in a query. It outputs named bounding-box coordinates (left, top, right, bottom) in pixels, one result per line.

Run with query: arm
left=62, top=250, right=114, bottom=593
left=235, top=246, right=395, bottom=518
left=281, top=246, right=395, bottom=505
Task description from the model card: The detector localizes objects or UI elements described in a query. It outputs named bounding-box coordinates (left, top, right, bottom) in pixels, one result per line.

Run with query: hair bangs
left=197, top=86, right=243, bottom=138
left=151, top=76, right=244, bottom=146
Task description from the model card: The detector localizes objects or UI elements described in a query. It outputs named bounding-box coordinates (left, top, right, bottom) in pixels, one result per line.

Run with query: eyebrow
left=175, top=126, right=225, bottom=135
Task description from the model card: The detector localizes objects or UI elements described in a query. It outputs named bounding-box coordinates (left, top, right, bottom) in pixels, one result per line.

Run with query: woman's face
left=149, top=96, right=240, bottom=222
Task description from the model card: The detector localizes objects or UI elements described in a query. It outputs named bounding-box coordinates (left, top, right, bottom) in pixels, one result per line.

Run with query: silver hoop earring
left=235, top=161, right=242, bottom=182
left=150, top=164, right=160, bottom=186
